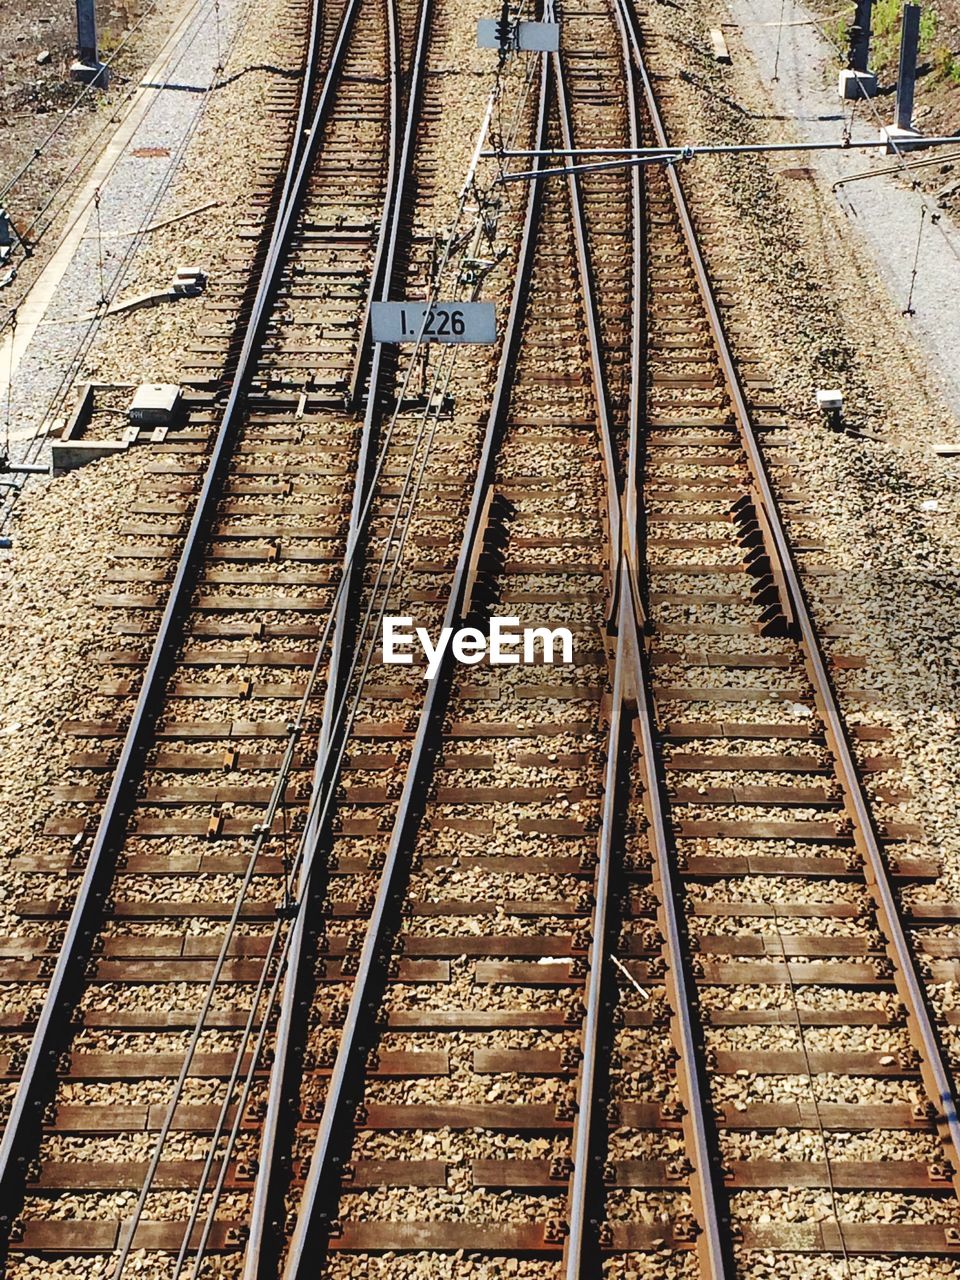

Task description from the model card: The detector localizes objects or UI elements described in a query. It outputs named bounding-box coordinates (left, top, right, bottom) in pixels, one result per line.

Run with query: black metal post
left=76, top=0, right=98, bottom=67
left=849, top=0, right=872, bottom=70
left=895, top=3, right=921, bottom=130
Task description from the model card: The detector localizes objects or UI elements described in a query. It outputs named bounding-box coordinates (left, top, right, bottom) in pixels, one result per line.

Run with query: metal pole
left=850, top=0, right=872, bottom=71
left=895, top=3, right=921, bottom=131
left=484, top=134, right=960, bottom=160
left=76, top=0, right=98, bottom=67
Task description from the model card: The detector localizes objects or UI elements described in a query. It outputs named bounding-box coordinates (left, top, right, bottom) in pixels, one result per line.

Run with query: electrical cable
left=93, top=189, right=107, bottom=306
left=772, top=0, right=789, bottom=81
left=902, top=203, right=927, bottom=313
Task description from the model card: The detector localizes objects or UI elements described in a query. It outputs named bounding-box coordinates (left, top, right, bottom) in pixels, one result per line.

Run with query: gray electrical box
left=171, top=266, right=207, bottom=297
left=129, top=383, right=182, bottom=426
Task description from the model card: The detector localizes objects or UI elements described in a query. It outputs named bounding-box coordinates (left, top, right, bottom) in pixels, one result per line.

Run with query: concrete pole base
left=880, top=124, right=927, bottom=153
left=70, top=59, right=109, bottom=87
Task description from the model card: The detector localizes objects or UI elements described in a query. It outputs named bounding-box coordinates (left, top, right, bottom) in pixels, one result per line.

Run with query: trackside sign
left=371, top=302, right=496, bottom=344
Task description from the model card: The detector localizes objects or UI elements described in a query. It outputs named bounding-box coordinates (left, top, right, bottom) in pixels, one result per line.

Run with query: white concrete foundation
left=881, top=125, right=927, bottom=154
left=838, top=68, right=877, bottom=99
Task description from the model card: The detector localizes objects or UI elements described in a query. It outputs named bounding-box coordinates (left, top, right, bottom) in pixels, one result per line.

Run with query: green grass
left=934, top=45, right=960, bottom=82
left=869, top=0, right=939, bottom=67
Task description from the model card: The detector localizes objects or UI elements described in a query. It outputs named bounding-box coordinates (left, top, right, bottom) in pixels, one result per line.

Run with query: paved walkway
left=726, top=0, right=960, bottom=419
left=0, top=0, right=247, bottom=467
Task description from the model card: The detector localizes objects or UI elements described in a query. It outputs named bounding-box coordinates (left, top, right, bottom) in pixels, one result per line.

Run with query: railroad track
left=3, top=0, right=960, bottom=1273
left=253, top=0, right=657, bottom=1273
left=0, top=0, right=408, bottom=1262
left=614, top=1, right=960, bottom=1273
left=0, top=0, right=539, bottom=1270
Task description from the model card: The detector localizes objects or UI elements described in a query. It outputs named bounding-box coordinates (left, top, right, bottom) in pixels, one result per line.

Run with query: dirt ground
left=0, top=0, right=185, bottom=286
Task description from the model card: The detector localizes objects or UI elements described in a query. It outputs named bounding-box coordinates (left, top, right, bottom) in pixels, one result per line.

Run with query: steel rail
left=619, top=0, right=960, bottom=1200
left=0, top=0, right=368, bottom=1232
left=550, top=25, right=629, bottom=1274
left=551, top=41, right=622, bottom=608
left=280, top=48, right=553, bottom=1278
left=621, top=569, right=734, bottom=1276
left=274, top=0, right=327, bottom=227
left=618, top=0, right=645, bottom=584
left=241, top=0, right=434, bottom=1264
left=560, top=1, right=731, bottom=1270
left=563, top=601, right=627, bottom=1277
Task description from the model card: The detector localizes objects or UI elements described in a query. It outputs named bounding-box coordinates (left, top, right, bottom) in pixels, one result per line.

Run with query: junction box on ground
left=128, top=383, right=183, bottom=426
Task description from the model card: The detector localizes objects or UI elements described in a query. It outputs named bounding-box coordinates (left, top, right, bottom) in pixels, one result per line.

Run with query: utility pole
left=839, top=0, right=878, bottom=98
left=895, top=3, right=921, bottom=129
left=882, top=3, right=925, bottom=150
left=849, top=0, right=873, bottom=71
left=72, top=0, right=109, bottom=86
